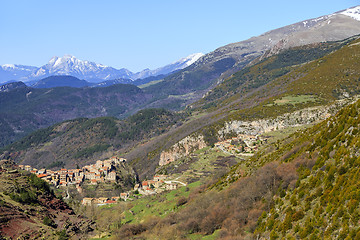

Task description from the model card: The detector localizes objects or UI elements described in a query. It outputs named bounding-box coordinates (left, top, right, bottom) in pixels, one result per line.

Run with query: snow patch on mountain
left=340, top=6, right=360, bottom=21
left=0, top=64, right=38, bottom=82
left=133, top=53, right=204, bottom=79
left=1, top=64, right=37, bottom=72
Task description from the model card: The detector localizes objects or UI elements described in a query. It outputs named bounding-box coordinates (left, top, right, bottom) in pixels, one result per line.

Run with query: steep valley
left=2, top=7, right=360, bottom=240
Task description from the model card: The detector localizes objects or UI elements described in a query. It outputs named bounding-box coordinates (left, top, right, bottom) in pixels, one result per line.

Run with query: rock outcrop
left=159, top=135, right=207, bottom=166
left=159, top=96, right=359, bottom=167
left=219, top=97, right=359, bottom=137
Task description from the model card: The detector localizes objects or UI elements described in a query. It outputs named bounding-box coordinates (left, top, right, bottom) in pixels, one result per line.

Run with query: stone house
left=86, top=172, right=96, bottom=180
left=154, top=180, right=164, bottom=188
left=112, top=197, right=120, bottom=202
left=38, top=169, right=46, bottom=174
left=96, top=197, right=109, bottom=204
left=105, top=171, right=116, bottom=181
left=59, top=174, right=69, bottom=183
left=82, top=198, right=94, bottom=206
left=120, top=192, right=129, bottom=201
left=133, top=184, right=140, bottom=190
left=166, top=183, right=178, bottom=190
left=25, top=165, right=32, bottom=171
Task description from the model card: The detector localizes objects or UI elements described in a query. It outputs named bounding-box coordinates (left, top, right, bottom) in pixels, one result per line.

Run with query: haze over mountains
left=0, top=53, right=204, bottom=84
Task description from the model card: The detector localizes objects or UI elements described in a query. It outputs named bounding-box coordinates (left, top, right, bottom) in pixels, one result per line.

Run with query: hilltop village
left=18, top=157, right=184, bottom=206
left=18, top=157, right=126, bottom=187
left=16, top=134, right=266, bottom=207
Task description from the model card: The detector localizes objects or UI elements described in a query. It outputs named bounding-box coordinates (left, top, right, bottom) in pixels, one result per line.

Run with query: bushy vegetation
left=111, top=161, right=301, bottom=239
left=10, top=188, right=38, bottom=204
left=43, top=215, right=57, bottom=228
left=254, top=99, right=360, bottom=239
left=3, top=126, right=56, bottom=151
left=74, top=144, right=111, bottom=159
left=47, top=161, right=65, bottom=169
left=118, top=108, right=180, bottom=141
left=8, top=173, right=51, bottom=205
left=263, top=41, right=347, bottom=70
left=111, top=97, right=360, bottom=239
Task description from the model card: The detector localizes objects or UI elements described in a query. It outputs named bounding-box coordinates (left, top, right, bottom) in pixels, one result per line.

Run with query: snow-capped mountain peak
left=2, top=64, right=16, bottom=69
left=0, top=53, right=204, bottom=83
left=133, top=52, right=204, bottom=79
left=27, top=55, right=129, bottom=82
left=340, top=6, right=360, bottom=21
left=177, top=53, right=204, bottom=67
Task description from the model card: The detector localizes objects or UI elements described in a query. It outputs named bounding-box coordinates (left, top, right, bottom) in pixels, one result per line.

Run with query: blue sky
left=0, top=0, right=359, bottom=72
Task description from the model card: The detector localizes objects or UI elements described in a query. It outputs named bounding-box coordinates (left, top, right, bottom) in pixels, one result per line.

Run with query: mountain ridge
left=0, top=53, right=204, bottom=84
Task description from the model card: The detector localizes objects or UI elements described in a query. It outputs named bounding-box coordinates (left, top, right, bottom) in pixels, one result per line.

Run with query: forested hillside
left=0, top=83, right=151, bottom=147
left=0, top=108, right=183, bottom=170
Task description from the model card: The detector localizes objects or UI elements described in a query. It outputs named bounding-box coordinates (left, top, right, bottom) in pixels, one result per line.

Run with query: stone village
left=18, top=156, right=183, bottom=206
left=18, top=157, right=126, bottom=187
left=17, top=134, right=266, bottom=207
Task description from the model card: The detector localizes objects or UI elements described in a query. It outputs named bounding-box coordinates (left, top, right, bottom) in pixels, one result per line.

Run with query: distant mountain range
left=146, top=5, right=360, bottom=103
left=0, top=53, right=204, bottom=84
left=1, top=5, right=360, bottom=149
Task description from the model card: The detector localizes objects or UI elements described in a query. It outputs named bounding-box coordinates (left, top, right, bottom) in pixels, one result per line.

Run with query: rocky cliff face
left=159, top=97, right=359, bottom=167
left=159, top=135, right=207, bottom=166
left=219, top=97, right=359, bottom=137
